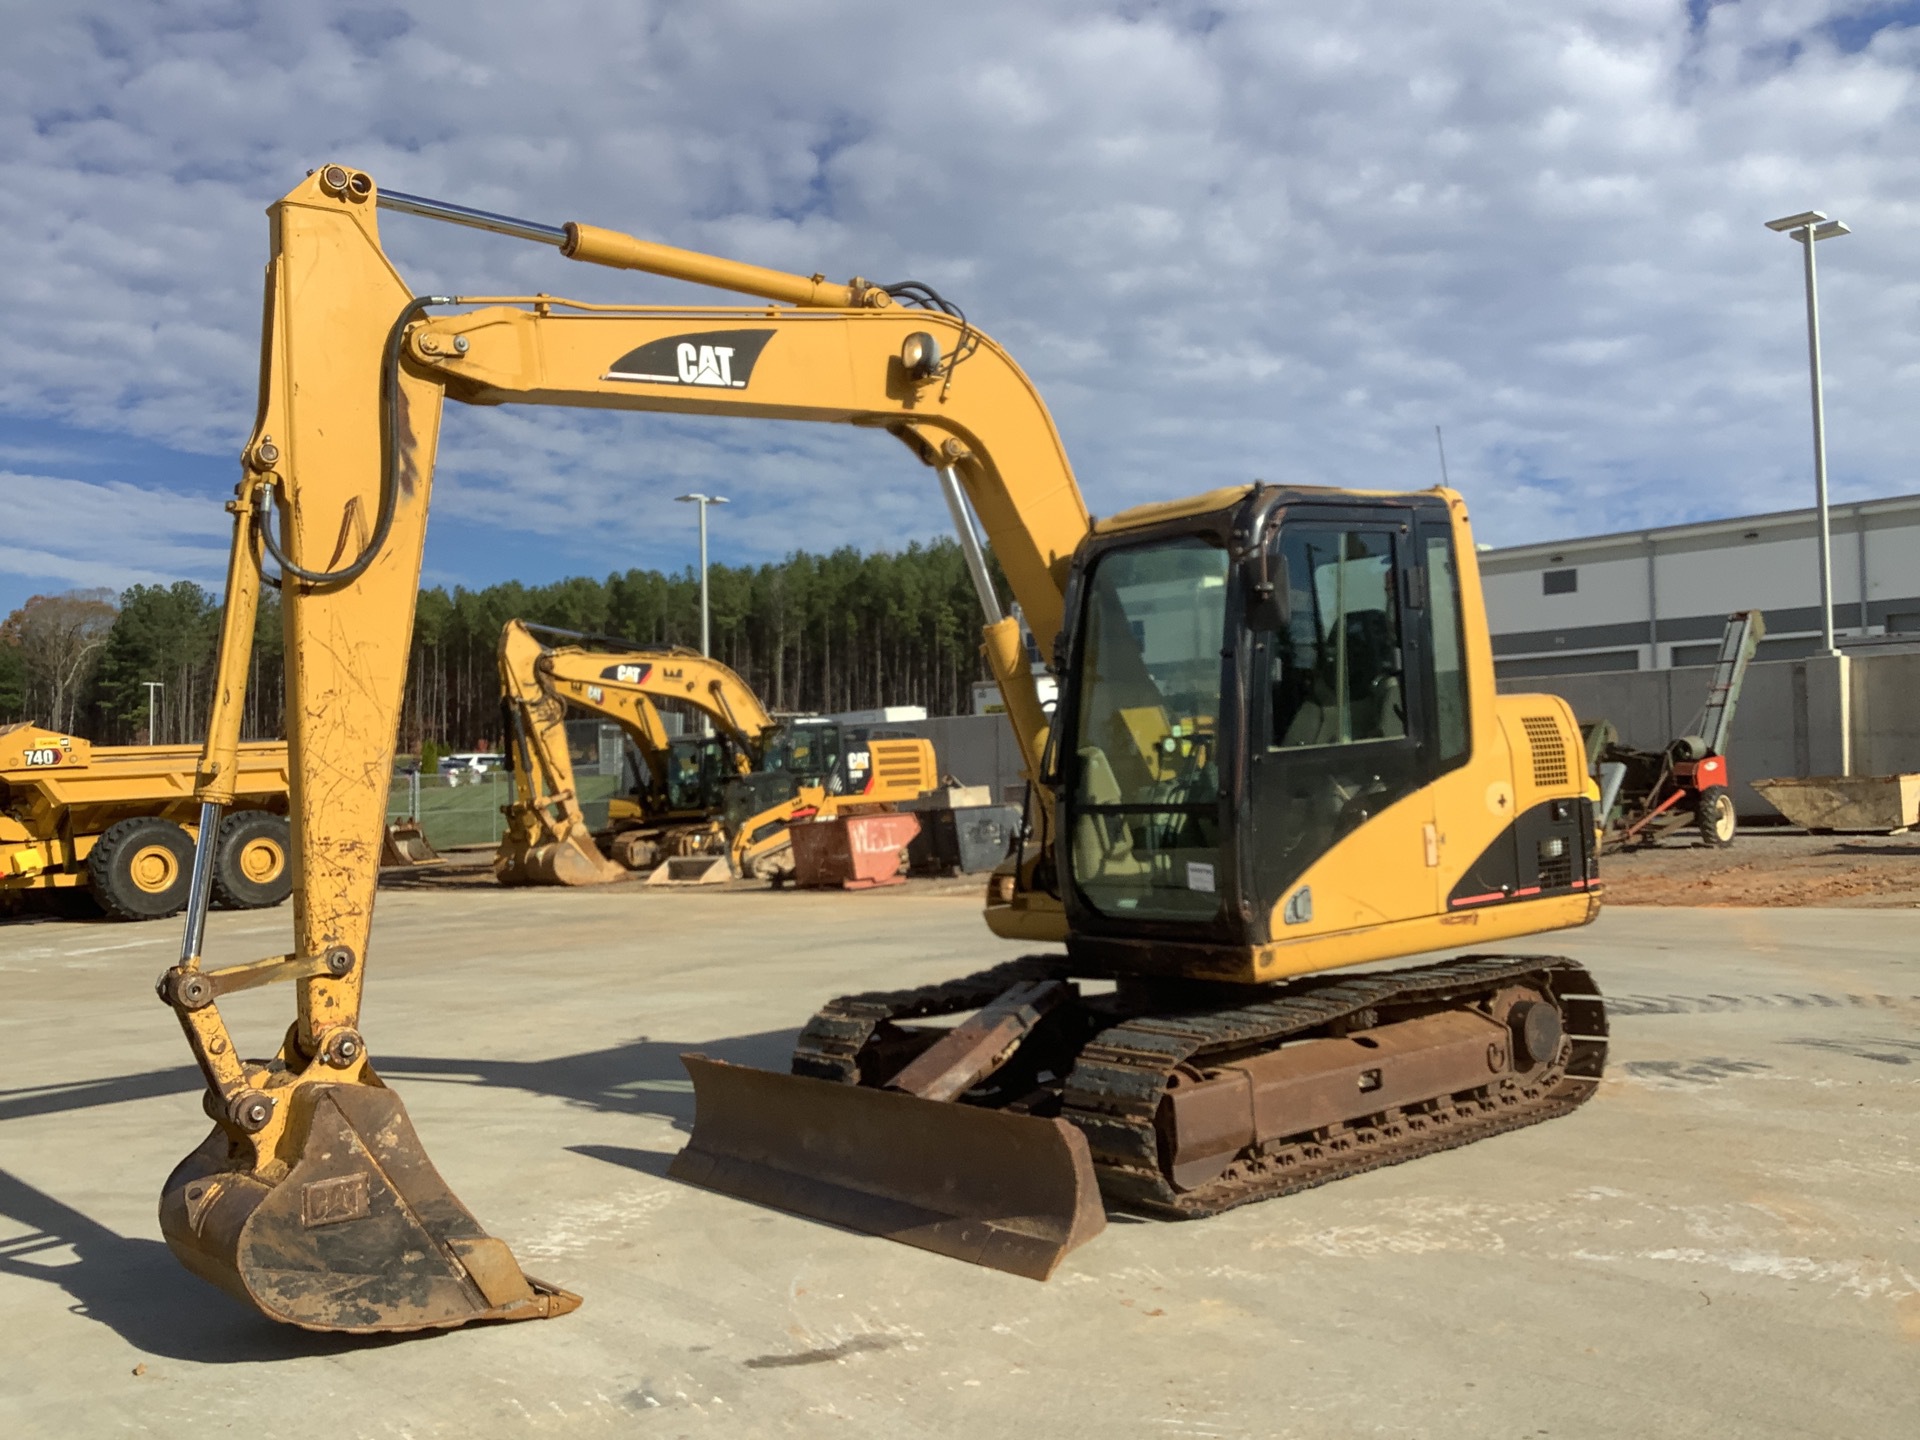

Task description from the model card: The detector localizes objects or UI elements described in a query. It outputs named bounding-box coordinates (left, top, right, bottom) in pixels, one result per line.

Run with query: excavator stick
left=160, top=1082, right=578, bottom=1333
left=672, top=1056, right=1105, bottom=1280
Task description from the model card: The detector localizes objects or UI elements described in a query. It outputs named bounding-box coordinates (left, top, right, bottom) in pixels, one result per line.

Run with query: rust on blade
left=671, top=1054, right=1105, bottom=1281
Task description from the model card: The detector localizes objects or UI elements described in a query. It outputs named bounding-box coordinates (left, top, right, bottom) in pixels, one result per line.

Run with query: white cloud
left=1, top=0, right=1918, bottom=607
left=0, top=471, right=228, bottom=594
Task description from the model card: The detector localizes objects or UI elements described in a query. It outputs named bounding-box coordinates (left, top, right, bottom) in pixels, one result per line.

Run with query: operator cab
left=1053, top=485, right=1477, bottom=959
left=719, top=718, right=909, bottom=835
left=663, top=733, right=740, bottom=815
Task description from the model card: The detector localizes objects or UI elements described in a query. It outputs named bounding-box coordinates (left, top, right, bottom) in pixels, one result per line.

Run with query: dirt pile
left=1601, top=832, right=1920, bottom=907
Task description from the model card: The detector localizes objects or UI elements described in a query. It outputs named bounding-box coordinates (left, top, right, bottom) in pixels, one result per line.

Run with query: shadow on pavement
left=567, top=1143, right=678, bottom=1180
left=0, top=1029, right=796, bottom=1355
left=0, top=1167, right=419, bottom=1363
left=0, top=1066, right=203, bottom=1124
left=1, top=1030, right=798, bottom=1130
left=378, top=1027, right=798, bottom=1131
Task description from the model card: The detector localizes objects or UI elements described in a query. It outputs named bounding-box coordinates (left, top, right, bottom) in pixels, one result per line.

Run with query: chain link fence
left=384, top=771, right=624, bottom=849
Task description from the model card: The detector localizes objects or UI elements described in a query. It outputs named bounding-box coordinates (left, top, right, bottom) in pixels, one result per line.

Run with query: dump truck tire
left=212, top=811, right=293, bottom=909
left=88, top=816, right=195, bottom=920
left=1696, top=786, right=1736, bottom=848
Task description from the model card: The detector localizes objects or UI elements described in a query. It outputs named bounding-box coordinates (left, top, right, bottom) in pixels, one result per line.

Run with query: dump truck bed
left=0, top=724, right=290, bottom=891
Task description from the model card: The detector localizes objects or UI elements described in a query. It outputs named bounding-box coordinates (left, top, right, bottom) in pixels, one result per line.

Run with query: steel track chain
left=1064, top=954, right=1609, bottom=1216
left=785, top=952, right=1609, bottom=1215
left=791, top=955, right=1072, bottom=1082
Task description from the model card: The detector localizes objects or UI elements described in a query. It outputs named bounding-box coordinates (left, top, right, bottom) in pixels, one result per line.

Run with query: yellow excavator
left=155, top=166, right=1606, bottom=1333
left=724, top=718, right=939, bottom=881
left=493, top=615, right=936, bottom=884
left=493, top=617, right=774, bottom=885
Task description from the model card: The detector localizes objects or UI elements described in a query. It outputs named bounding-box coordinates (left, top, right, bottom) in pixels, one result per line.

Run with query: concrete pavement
left=0, top=887, right=1914, bottom=1438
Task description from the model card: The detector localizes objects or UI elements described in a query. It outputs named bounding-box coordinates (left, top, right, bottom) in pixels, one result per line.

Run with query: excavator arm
left=534, top=633, right=778, bottom=760
left=494, top=617, right=644, bottom=887
left=156, top=166, right=1089, bottom=1332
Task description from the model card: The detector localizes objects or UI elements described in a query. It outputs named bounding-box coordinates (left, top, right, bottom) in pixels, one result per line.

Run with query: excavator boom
left=157, top=166, right=1091, bottom=1330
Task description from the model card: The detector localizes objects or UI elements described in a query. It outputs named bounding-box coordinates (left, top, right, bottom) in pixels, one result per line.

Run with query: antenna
left=1434, top=426, right=1451, bottom=486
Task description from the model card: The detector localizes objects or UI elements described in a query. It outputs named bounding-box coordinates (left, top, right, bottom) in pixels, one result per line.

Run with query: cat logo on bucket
left=604, top=329, right=776, bottom=390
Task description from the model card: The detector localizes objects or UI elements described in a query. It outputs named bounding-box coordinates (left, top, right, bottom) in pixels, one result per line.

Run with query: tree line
left=0, top=540, right=999, bottom=750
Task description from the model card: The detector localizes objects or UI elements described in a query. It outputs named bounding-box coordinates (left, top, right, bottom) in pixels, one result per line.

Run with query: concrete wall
left=892, top=714, right=1030, bottom=805
left=1851, top=652, right=1920, bottom=777
left=1499, top=651, right=1918, bottom=818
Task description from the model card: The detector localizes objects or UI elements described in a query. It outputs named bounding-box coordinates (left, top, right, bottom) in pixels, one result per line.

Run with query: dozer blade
left=671, top=1055, right=1106, bottom=1280
left=160, top=1082, right=578, bottom=1333
left=494, top=831, right=625, bottom=887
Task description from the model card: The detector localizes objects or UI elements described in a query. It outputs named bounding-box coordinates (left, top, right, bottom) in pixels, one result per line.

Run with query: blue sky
left=3, top=1, right=1919, bottom=612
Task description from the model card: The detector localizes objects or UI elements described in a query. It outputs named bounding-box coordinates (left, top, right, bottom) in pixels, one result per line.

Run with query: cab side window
left=1424, top=532, right=1470, bottom=767
left=1269, top=530, right=1406, bottom=750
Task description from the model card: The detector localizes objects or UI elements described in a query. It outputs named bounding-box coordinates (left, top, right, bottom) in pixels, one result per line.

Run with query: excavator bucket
left=493, top=830, right=625, bottom=887
left=379, top=818, right=443, bottom=868
left=160, top=1082, right=578, bottom=1333
left=647, top=854, right=732, bottom=886
left=671, top=1055, right=1106, bottom=1280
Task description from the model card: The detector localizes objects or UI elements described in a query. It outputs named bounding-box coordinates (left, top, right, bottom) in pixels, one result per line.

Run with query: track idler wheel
left=160, top=1082, right=578, bottom=1333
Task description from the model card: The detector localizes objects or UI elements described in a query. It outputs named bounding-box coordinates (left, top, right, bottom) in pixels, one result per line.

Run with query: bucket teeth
left=671, top=1055, right=1106, bottom=1280
left=160, top=1082, right=577, bottom=1333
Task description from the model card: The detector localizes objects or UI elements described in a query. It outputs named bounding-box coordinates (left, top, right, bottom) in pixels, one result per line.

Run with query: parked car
left=437, top=752, right=506, bottom=785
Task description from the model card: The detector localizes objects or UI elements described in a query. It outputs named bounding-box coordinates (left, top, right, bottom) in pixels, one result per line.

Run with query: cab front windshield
left=1069, top=536, right=1228, bottom=920
left=761, top=723, right=840, bottom=786
left=666, top=735, right=732, bottom=812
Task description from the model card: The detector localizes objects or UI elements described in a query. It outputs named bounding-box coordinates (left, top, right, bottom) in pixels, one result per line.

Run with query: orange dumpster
left=788, top=812, right=921, bottom=890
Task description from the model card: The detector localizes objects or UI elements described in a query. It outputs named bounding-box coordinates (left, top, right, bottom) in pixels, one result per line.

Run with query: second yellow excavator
left=154, top=167, right=1607, bottom=1334
left=493, top=616, right=938, bottom=884
left=493, top=617, right=774, bottom=885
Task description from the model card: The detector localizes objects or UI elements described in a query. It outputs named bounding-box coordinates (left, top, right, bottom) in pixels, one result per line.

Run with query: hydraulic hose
left=256, top=295, right=452, bottom=587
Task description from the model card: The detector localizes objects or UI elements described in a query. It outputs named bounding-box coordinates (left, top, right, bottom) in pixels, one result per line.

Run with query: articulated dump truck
left=152, top=166, right=1608, bottom=1335
left=0, top=723, right=291, bottom=920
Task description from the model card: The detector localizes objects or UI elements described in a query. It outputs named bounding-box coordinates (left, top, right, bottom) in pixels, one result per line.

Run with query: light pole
left=144, top=681, right=164, bottom=744
left=673, top=492, right=730, bottom=657
left=1765, top=209, right=1850, bottom=653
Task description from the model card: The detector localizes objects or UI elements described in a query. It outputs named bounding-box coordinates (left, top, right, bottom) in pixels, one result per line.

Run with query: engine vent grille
left=1521, top=715, right=1570, bottom=790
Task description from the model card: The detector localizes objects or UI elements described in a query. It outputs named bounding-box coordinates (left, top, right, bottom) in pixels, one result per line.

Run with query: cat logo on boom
left=604, top=329, right=776, bottom=390
left=602, top=663, right=652, bottom=685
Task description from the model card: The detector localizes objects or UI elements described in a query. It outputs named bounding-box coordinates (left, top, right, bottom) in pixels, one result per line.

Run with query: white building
left=1479, top=492, right=1920, bottom=678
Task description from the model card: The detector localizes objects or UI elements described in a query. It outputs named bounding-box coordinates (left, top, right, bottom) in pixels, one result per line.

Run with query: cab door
left=1243, top=509, right=1440, bottom=940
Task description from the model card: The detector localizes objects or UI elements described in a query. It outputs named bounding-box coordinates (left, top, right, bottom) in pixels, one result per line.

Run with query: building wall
left=1480, top=495, right=1920, bottom=676
left=892, top=713, right=1031, bottom=806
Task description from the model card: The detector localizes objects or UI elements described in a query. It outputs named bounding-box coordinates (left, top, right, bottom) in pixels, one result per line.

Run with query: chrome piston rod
left=176, top=799, right=224, bottom=965
left=376, top=188, right=567, bottom=247
left=939, top=466, right=1004, bottom=625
